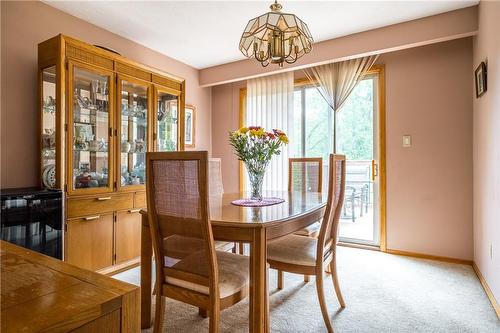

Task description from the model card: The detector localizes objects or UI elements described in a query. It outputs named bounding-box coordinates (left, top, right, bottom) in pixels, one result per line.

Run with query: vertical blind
left=245, top=72, right=294, bottom=192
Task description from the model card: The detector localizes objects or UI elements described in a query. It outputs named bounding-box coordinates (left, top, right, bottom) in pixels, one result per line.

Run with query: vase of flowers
left=229, top=126, right=289, bottom=201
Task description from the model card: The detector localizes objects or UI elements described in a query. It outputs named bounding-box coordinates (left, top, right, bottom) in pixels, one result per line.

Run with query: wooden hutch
left=38, top=34, right=185, bottom=274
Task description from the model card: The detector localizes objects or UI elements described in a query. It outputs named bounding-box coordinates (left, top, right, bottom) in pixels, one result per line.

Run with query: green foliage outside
left=293, top=78, right=374, bottom=161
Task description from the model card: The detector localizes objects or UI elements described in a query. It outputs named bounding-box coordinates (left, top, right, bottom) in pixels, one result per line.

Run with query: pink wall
left=212, top=81, right=245, bottom=193
left=200, top=6, right=477, bottom=87
left=0, top=1, right=212, bottom=188
left=381, top=39, right=473, bottom=260
left=212, top=38, right=473, bottom=260
left=472, top=1, right=500, bottom=307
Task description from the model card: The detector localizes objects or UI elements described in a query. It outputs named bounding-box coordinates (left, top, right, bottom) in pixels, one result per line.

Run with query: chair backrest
left=208, top=158, right=224, bottom=196
left=288, top=157, right=323, bottom=193
left=317, top=154, right=346, bottom=263
left=146, top=151, right=219, bottom=298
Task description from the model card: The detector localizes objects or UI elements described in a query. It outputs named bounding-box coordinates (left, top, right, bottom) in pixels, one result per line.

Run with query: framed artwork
left=475, top=61, right=487, bottom=98
left=185, top=104, right=196, bottom=148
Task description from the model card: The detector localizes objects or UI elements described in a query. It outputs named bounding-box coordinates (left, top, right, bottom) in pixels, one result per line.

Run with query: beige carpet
left=113, top=247, right=500, bottom=332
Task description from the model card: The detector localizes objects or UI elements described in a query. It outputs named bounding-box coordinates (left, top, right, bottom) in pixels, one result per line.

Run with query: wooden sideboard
left=1, top=241, right=139, bottom=332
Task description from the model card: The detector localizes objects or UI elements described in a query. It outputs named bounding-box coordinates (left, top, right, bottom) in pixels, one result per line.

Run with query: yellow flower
left=239, top=127, right=249, bottom=134
left=279, top=134, right=289, bottom=144
left=250, top=128, right=265, bottom=137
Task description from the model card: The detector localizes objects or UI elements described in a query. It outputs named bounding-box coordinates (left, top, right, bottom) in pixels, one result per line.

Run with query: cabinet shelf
left=121, top=151, right=146, bottom=155
left=73, top=148, right=109, bottom=153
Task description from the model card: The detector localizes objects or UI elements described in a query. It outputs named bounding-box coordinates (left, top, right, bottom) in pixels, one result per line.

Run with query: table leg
left=141, top=213, right=152, bottom=329
left=249, top=228, right=269, bottom=333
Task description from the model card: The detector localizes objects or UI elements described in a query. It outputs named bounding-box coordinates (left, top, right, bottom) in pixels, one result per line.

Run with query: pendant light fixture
left=239, top=0, right=314, bottom=68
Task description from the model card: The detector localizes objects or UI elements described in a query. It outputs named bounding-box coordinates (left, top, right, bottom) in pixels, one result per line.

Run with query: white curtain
left=303, top=55, right=378, bottom=152
left=245, top=72, right=294, bottom=192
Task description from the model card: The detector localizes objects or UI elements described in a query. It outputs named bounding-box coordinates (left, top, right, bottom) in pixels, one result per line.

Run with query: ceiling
left=44, top=1, right=478, bottom=69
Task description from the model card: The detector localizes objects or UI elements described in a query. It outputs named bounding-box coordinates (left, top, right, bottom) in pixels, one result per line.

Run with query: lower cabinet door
left=66, top=213, right=114, bottom=271
left=115, top=210, right=142, bottom=264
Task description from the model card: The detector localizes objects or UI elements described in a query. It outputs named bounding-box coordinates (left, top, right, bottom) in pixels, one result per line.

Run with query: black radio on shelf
left=1, top=187, right=63, bottom=259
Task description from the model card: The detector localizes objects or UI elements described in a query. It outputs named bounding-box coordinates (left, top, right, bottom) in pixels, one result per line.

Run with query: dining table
left=140, top=190, right=327, bottom=333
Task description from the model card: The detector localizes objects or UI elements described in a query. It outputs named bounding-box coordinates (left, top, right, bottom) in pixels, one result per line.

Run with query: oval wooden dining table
left=140, top=190, right=327, bottom=333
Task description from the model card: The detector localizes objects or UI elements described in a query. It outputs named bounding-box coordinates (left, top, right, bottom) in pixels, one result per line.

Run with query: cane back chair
left=268, top=154, right=347, bottom=333
left=146, top=151, right=249, bottom=332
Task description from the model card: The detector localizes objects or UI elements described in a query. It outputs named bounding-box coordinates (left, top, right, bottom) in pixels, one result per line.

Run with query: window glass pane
left=41, top=66, right=56, bottom=189
left=304, top=87, right=331, bottom=162
left=157, top=92, right=178, bottom=151
left=72, top=67, right=111, bottom=190
left=336, top=78, right=374, bottom=160
left=120, top=80, right=148, bottom=187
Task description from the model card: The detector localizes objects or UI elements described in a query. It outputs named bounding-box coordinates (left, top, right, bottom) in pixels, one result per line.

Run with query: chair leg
left=208, top=304, right=220, bottom=333
left=232, top=243, right=237, bottom=253
left=153, top=292, right=165, bottom=333
left=315, top=272, right=334, bottom=333
left=239, top=242, right=244, bottom=255
left=198, top=308, right=208, bottom=318
left=277, top=270, right=284, bottom=289
left=304, top=274, right=310, bottom=282
left=330, top=261, right=345, bottom=307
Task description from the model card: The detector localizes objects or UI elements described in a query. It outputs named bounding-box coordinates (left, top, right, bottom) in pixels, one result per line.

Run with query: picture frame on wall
left=185, top=104, right=196, bottom=148
left=475, top=61, right=487, bottom=98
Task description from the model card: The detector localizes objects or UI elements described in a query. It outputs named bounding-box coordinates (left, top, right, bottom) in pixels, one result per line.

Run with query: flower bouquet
left=229, top=126, right=289, bottom=200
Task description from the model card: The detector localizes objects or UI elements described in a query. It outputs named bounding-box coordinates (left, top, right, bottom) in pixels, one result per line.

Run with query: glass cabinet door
left=156, top=90, right=179, bottom=151
left=118, top=79, right=149, bottom=189
left=41, top=66, right=57, bottom=189
left=70, top=65, right=113, bottom=192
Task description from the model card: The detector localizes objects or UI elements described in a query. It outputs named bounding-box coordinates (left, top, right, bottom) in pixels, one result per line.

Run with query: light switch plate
left=403, top=135, right=412, bottom=147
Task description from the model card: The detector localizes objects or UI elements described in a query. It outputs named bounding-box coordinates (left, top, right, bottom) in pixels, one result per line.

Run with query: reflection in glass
left=41, top=66, right=57, bottom=189
left=157, top=92, right=178, bottom=151
left=72, top=67, right=110, bottom=190
left=120, top=80, right=148, bottom=186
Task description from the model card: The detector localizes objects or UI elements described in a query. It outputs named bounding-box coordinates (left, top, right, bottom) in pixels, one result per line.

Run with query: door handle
left=128, top=209, right=141, bottom=213
left=96, top=197, right=112, bottom=201
left=83, top=215, right=100, bottom=221
left=371, top=160, right=378, bottom=181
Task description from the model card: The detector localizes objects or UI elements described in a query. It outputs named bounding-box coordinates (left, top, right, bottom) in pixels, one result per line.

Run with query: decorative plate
left=43, top=164, right=56, bottom=188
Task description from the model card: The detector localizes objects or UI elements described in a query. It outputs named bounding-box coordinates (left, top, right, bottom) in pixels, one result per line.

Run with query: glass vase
left=245, top=162, right=267, bottom=201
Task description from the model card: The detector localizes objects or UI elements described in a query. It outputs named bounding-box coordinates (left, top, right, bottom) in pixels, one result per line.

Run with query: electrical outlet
left=490, top=243, right=493, bottom=260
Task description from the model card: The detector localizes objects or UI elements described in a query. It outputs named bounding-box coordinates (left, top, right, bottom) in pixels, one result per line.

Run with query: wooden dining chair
left=289, top=157, right=323, bottom=238
left=268, top=154, right=346, bottom=333
left=208, top=158, right=236, bottom=253
left=209, top=158, right=224, bottom=197
left=146, top=151, right=249, bottom=333
left=286, top=157, right=323, bottom=283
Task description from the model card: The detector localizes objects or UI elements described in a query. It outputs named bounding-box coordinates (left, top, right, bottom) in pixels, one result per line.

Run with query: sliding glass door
left=292, top=73, right=382, bottom=246
left=336, top=75, right=379, bottom=245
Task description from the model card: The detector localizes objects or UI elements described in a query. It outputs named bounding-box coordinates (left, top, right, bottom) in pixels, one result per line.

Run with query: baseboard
left=472, top=263, right=500, bottom=319
left=385, top=248, right=473, bottom=266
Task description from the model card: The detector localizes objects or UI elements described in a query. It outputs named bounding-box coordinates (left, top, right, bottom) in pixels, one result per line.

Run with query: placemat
left=231, top=197, right=285, bottom=207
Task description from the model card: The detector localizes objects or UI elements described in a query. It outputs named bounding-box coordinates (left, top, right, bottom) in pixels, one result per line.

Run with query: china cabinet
left=38, top=34, right=185, bottom=273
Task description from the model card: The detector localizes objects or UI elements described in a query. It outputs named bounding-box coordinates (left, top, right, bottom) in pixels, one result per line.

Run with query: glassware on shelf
left=41, top=66, right=57, bottom=189
left=72, top=67, right=111, bottom=190
left=157, top=91, right=178, bottom=152
left=119, top=80, right=148, bottom=187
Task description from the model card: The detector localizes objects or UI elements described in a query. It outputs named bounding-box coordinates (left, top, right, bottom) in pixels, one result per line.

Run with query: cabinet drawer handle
left=128, top=209, right=141, bottom=213
left=96, top=197, right=112, bottom=201
left=83, top=215, right=100, bottom=221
